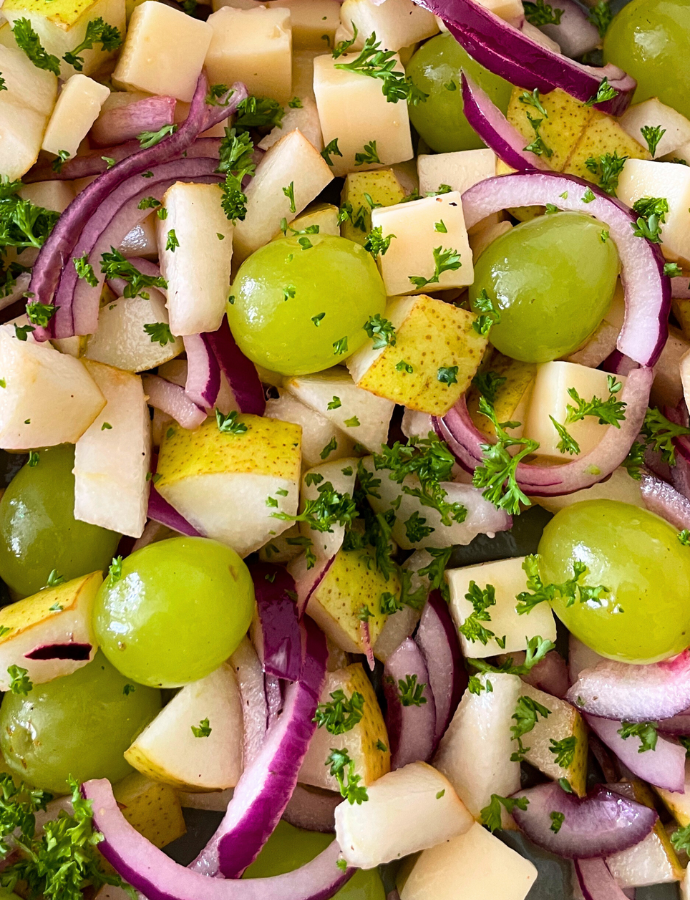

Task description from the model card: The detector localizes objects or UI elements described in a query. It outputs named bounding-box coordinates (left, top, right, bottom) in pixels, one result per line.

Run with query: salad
left=0, top=0, right=689, bottom=896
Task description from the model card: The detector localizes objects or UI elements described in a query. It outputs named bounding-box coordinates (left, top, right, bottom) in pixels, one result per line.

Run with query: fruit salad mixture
left=1, top=0, right=690, bottom=897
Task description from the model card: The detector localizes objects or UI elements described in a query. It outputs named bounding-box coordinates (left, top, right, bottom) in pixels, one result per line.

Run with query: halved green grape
left=538, top=500, right=690, bottom=663
left=604, top=0, right=690, bottom=119
left=0, top=445, right=121, bottom=598
left=93, top=537, right=255, bottom=688
left=243, top=820, right=385, bottom=899
left=228, top=235, right=386, bottom=376
left=469, top=212, right=619, bottom=363
left=405, top=33, right=513, bottom=153
left=0, top=652, right=161, bottom=793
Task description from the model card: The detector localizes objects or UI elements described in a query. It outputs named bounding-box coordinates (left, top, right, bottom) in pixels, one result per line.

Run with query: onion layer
left=383, top=638, right=436, bottom=769
left=250, top=563, right=302, bottom=683
left=142, top=375, right=206, bottom=430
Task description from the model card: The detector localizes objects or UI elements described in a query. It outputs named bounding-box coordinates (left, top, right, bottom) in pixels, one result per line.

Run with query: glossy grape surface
left=538, top=500, right=690, bottom=663
left=604, top=0, right=690, bottom=119
left=406, top=34, right=513, bottom=153
left=0, top=652, right=161, bottom=793
left=228, top=235, right=386, bottom=376
left=244, top=820, right=385, bottom=899
left=0, top=446, right=121, bottom=598
left=469, top=212, right=619, bottom=363
left=93, top=537, right=255, bottom=688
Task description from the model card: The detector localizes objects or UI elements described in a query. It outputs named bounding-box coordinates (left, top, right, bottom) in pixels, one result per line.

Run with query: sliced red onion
left=91, top=95, right=177, bottom=147
left=82, top=778, right=353, bottom=900
left=142, top=375, right=206, bottom=430
left=567, top=649, right=690, bottom=721
left=383, top=638, right=436, bottom=770
left=231, top=638, right=267, bottom=768
left=206, top=319, right=265, bottom=416
left=282, top=785, right=341, bottom=834
left=191, top=618, right=328, bottom=879
left=106, top=257, right=165, bottom=298
left=414, top=590, right=466, bottom=748
left=601, top=351, right=640, bottom=378
left=639, top=472, right=690, bottom=529
left=461, top=173, right=669, bottom=368
left=568, top=635, right=604, bottom=684
left=147, top=485, right=202, bottom=537
left=183, top=333, right=222, bottom=410
left=461, top=74, right=551, bottom=172
left=510, top=782, right=657, bottom=858
left=656, top=708, right=690, bottom=735
left=360, top=619, right=375, bottom=671
left=672, top=277, right=690, bottom=300
left=589, top=733, right=622, bottom=785
left=25, top=642, right=92, bottom=661
left=519, top=649, right=569, bottom=699
left=290, top=555, right=336, bottom=619
left=576, top=858, right=635, bottom=900
left=537, top=0, right=600, bottom=59
left=250, top=563, right=302, bottom=683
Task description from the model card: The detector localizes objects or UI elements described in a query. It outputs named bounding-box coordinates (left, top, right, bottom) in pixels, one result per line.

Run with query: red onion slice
left=183, top=333, right=222, bottom=410
left=510, top=782, right=657, bottom=858
left=537, top=0, right=600, bottom=59
left=520, top=649, right=569, bottom=699
left=383, top=637, right=436, bottom=770
left=672, top=276, right=690, bottom=300
left=642, top=470, right=690, bottom=530
left=250, top=563, right=302, bottom=683
left=656, top=707, right=690, bottom=735
left=142, top=375, right=206, bottom=430
left=206, top=318, right=266, bottom=416
left=282, top=785, right=341, bottom=834
left=82, top=778, right=353, bottom=900
left=230, top=638, right=267, bottom=768
left=576, top=857, right=635, bottom=900
left=91, top=95, right=177, bottom=147
left=147, top=486, right=202, bottom=537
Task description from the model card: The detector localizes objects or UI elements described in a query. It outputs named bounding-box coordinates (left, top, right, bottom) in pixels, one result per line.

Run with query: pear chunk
left=339, top=0, right=438, bottom=52
left=265, top=390, right=356, bottom=468
left=42, top=74, right=110, bottom=159
left=340, top=169, right=406, bottom=245
left=113, top=771, right=186, bottom=849
left=298, top=457, right=358, bottom=561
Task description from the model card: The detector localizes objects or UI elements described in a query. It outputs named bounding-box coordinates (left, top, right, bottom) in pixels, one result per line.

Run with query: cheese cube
left=523, top=360, right=627, bottom=461
left=42, top=74, right=110, bottom=158
left=621, top=98, right=690, bottom=159
left=274, top=0, right=339, bottom=50
left=205, top=7, right=292, bottom=104
left=418, top=148, right=496, bottom=196
left=339, top=0, right=439, bottom=52
left=292, top=49, right=321, bottom=100
left=0, top=97, right=49, bottom=179
left=446, top=556, right=557, bottom=659
left=19, top=180, right=75, bottom=213
left=313, top=52, right=413, bottom=178
left=258, top=96, right=323, bottom=153
left=370, top=192, right=474, bottom=295
left=113, top=2, right=213, bottom=102
left=617, top=158, right=690, bottom=265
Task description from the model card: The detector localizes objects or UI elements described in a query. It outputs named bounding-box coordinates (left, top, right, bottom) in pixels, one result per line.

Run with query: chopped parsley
left=409, top=246, right=461, bottom=290
left=585, top=77, right=619, bottom=108
left=100, top=248, right=167, bottom=298
left=364, top=226, right=395, bottom=259
left=63, top=17, right=122, bottom=71
left=12, top=19, right=60, bottom=75
left=459, top=582, right=497, bottom=645
left=326, top=749, right=368, bottom=804
left=511, top=695, right=551, bottom=762
left=7, top=665, right=32, bottom=695
left=364, top=313, right=396, bottom=348
left=216, top=409, right=248, bottom=435
left=584, top=152, right=628, bottom=196
left=354, top=140, right=381, bottom=167
left=550, top=736, right=578, bottom=768
left=523, top=0, right=563, bottom=26
left=143, top=322, right=175, bottom=346
left=397, top=673, right=427, bottom=707
left=640, top=125, right=666, bottom=158
left=617, top=720, right=658, bottom=752
left=334, top=29, right=428, bottom=105
left=472, top=289, right=501, bottom=335
left=191, top=718, right=212, bottom=738
left=516, top=555, right=609, bottom=614
left=314, top=689, right=365, bottom=734
left=321, top=138, right=343, bottom=166
left=273, top=481, right=356, bottom=533
left=480, top=794, right=529, bottom=833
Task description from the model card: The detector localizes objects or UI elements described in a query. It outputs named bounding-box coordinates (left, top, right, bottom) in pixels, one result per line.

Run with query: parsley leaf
left=334, top=31, right=428, bottom=105
left=63, top=17, right=122, bottom=70
left=314, top=689, right=365, bottom=734
left=549, top=735, right=577, bottom=768
left=480, top=794, right=529, bottom=833
left=321, top=138, right=343, bottom=166
left=640, top=406, right=690, bottom=465
left=472, top=370, right=507, bottom=405
left=138, top=124, right=177, bottom=149
left=523, top=0, right=563, bottom=25
left=143, top=322, right=175, bottom=346
left=468, top=635, right=556, bottom=677
left=216, top=409, right=248, bottom=435
left=516, top=554, right=609, bottom=614
left=640, top=124, right=666, bottom=158
left=354, top=140, right=381, bottom=167
left=564, top=375, right=626, bottom=427
left=472, top=288, right=501, bottom=335
left=12, top=19, right=60, bottom=75
left=584, top=151, right=628, bottom=196
left=397, top=673, right=428, bottom=706
left=587, top=0, right=613, bottom=37
left=510, top=695, right=551, bottom=762
left=7, top=665, right=32, bottom=695
left=617, top=720, right=658, bottom=752
left=585, top=77, right=619, bottom=108
left=364, top=226, right=395, bottom=259
left=409, top=246, right=462, bottom=290
left=326, top=749, right=368, bottom=804
left=234, top=95, right=284, bottom=131
left=191, top=718, right=212, bottom=738
left=459, top=582, right=497, bottom=645
left=99, top=248, right=167, bottom=298
left=364, top=313, right=396, bottom=348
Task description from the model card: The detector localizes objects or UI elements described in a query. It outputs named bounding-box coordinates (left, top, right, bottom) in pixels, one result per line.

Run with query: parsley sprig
left=481, top=794, right=529, bottom=833
left=459, top=582, right=497, bottom=645
left=584, top=152, right=628, bottom=196
left=100, top=248, right=167, bottom=298
left=409, top=246, right=461, bottom=290
left=0, top=178, right=59, bottom=252
left=216, top=128, right=257, bottom=223
left=631, top=196, right=668, bottom=243
left=550, top=736, right=578, bottom=768
left=364, top=313, right=396, bottom=348
left=511, top=695, right=551, bottom=762
left=397, top=674, right=428, bottom=707
left=523, top=0, right=563, bottom=25
left=12, top=19, right=60, bottom=75
left=334, top=30, right=428, bottom=105
left=326, top=749, right=368, bottom=804
left=617, top=720, right=658, bottom=752
left=515, top=555, right=609, bottom=614
left=314, top=689, right=365, bottom=734
left=468, top=635, right=556, bottom=677
left=272, top=481, right=357, bottom=533
left=63, top=17, right=122, bottom=71
left=640, top=407, right=690, bottom=466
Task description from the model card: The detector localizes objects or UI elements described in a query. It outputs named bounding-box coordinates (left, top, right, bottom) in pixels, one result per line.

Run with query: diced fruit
left=73, top=361, right=151, bottom=539
left=41, top=74, right=109, bottom=159
left=298, top=457, right=358, bottom=561
left=0, top=571, right=100, bottom=688
left=205, top=7, right=292, bottom=103
left=340, top=169, right=406, bottom=245
left=113, top=771, right=186, bottom=849
left=373, top=549, right=433, bottom=663
left=298, top=662, right=390, bottom=790
left=466, top=352, right=535, bottom=440
left=446, top=556, right=557, bottom=660
left=335, top=762, right=472, bottom=868
left=258, top=524, right=303, bottom=565
left=531, top=466, right=644, bottom=515
left=433, top=672, right=521, bottom=820
left=347, top=294, right=487, bottom=416
left=0, top=44, right=57, bottom=117
left=417, top=148, right=496, bottom=196
left=19, top=179, right=75, bottom=213
left=0, top=100, right=51, bottom=180
left=506, top=87, right=591, bottom=173
left=125, top=662, right=243, bottom=790
left=339, top=0, right=438, bottom=52
left=272, top=203, right=339, bottom=239
left=265, top=390, right=357, bottom=468
left=620, top=98, right=690, bottom=159
left=113, top=1, right=212, bottom=101
left=564, top=113, right=650, bottom=181
left=474, top=0, right=524, bottom=19
left=653, top=323, right=687, bottom=409
left=656, top=759, right=690, bottom=827
left=260, top=97, right=323, bottom=154
left=156, top=415, right=301, bottom=556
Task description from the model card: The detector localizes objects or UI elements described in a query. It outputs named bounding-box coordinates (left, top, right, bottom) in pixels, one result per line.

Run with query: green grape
left=405, top=34, right=513, bottom=153
left=0, top=652, right=161, bottom=793
left=228, top=235, right=386, bottom=376
left=538, top=500, right=690, bottom=663
left=604, top=0, right=690, bottom=120
left=244, top=820, right=385, bottom=900
left=93, top=536, right=255, bottom=688
left=469, top=212, right=619, bottom=363
left=0, top=445, right=121, bottom=598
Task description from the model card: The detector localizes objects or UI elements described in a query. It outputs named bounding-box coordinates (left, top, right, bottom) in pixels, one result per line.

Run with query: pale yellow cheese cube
left=19, top=180, right=75, bottom=213
left=621, top=98, right=690, bottom=159
left=0, top=96, right=49, bottom=179
left=446, top=556, right=557, bottom=659
left=292, top=49, right=321, bottom=99
left=523, top=360, right=627, bottom=461
left=205, top=7, right=292, bottom=104
left=113, top=1, right=213, bottom=102
left=274, top=0, right=340, bottom=50
left=417, top=148, right=496, bottom=196
left=339, top=0, right=439, bottom=52
left=313, top=52, right=413, bottom=177
left=42, top=74, right=110, bottom=158
left=371, top=192, right=473, bottom=296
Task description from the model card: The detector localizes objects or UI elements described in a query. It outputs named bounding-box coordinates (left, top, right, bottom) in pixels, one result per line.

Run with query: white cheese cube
left=205, top=7, right=292, bottom=104
left=617, top=158, right=690, bottom=265
left=42, top=74, right=110, bottom=158
left=523, top=360, right=626, bottom=461
left=339, top=0, right=439, bottom=52
left=233, top=128, right=333, bottom=260
left=446, top=556, right=557, bottom=659
left=418, top=148, right=496, bottom=196
left=113, top=1, right=213, bottom=102
left=156, top=183, right=233, bottom=337
left=313, top=52, right=413, bottom=177
left=0, top=97, right=49, bottom=180
left=370, top=192, right=473, bottom=295
left=258, top=96, right=323, bottom=152
left=19, top=180, right=75, bottom=214
left=0, top=44, right=57, bottom=116
left=620, top=99, right=690, bottom=159
left=293, top=49, right=321, bottom=100
left=274, top=0, right=340, bottom=50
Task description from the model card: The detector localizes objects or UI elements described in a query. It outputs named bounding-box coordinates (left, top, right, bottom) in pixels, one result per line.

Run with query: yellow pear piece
left=466, top=351, right=536, bottom=440
left=340, top=169, right=406, bottom=244
left=112, top=771, right=186, bottom=849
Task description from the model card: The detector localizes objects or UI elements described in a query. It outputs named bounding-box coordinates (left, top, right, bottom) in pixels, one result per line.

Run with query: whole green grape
left=469, top=212, right=619, bottom=363
left=406, top=34, right=513, bottom=153
left=604, top=0, right=690, bottom=120
left=228, top=235, right=386, bottom=376
left=538, top=500, right=690, bottom=663
left=0, top=446, right=121, bottom=598
left=93, top=537, right=255, bottom=688
left=0, top=652, right=161, bottom=793
left=244, top=820, right=385, bottom=900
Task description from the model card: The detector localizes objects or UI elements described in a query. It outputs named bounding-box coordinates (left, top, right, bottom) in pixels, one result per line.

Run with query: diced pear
left=0, top=98, right=49, bottom=180
left=259, top=96, right=323, bottom=154
left=272, top=203, right=339, bottom=239
left=233, top=129, right=334, bottom=261
left=19, top=179, right=75, bottom=213
left=125, top=662, right=243, bottom=791
left=347, top=294, right=487, bottom=416
left=0, top=44, right=57, bottom=116
left=284, top=367, right=394, bottom=453
left=418, top=148, right=496, bottom=196
left=339, top=0, right=438, bottom=52
left=113, top=1, right=212, bottom=101
left=652, top=323, right=687, bottom=409
left=466, top=352, right=535, bottom=440
left=112, top=771, right=186, bottom=849
left=656, top=759, right=690, bottom=827
left=620, top=98, right=690, bottom=159
left=373, top=549, right=433, bottom=662
left=446, top=556, right=557, bottom=660
left=399, top=821, right=538, bottom=900
left=336, top=762, right=472, bottom=868
left=74, top=361, right=151, bottom=539
left=264, top=390, right=357, bottom=468
left=42, top=74, right=109, bottom=159
left=205, top=7, right=292, bottom=103
left=156, top=415, right=302, bottom=556
left=0, top=571, right=100, bottom=689
left=118, top=213, right=158, bottom=258
left=258, top=523, right=303, bottom=565
left=340, top=168, right=406, bottom=245
left=565, top=112, right=650, bottom=181
left=299, top=457, right=358, bottom=560
left=292, top=48, right=320, bottom=100
left=299, top=662, right=390, bottom=790
left=532, top=465, right=644, bottom=514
